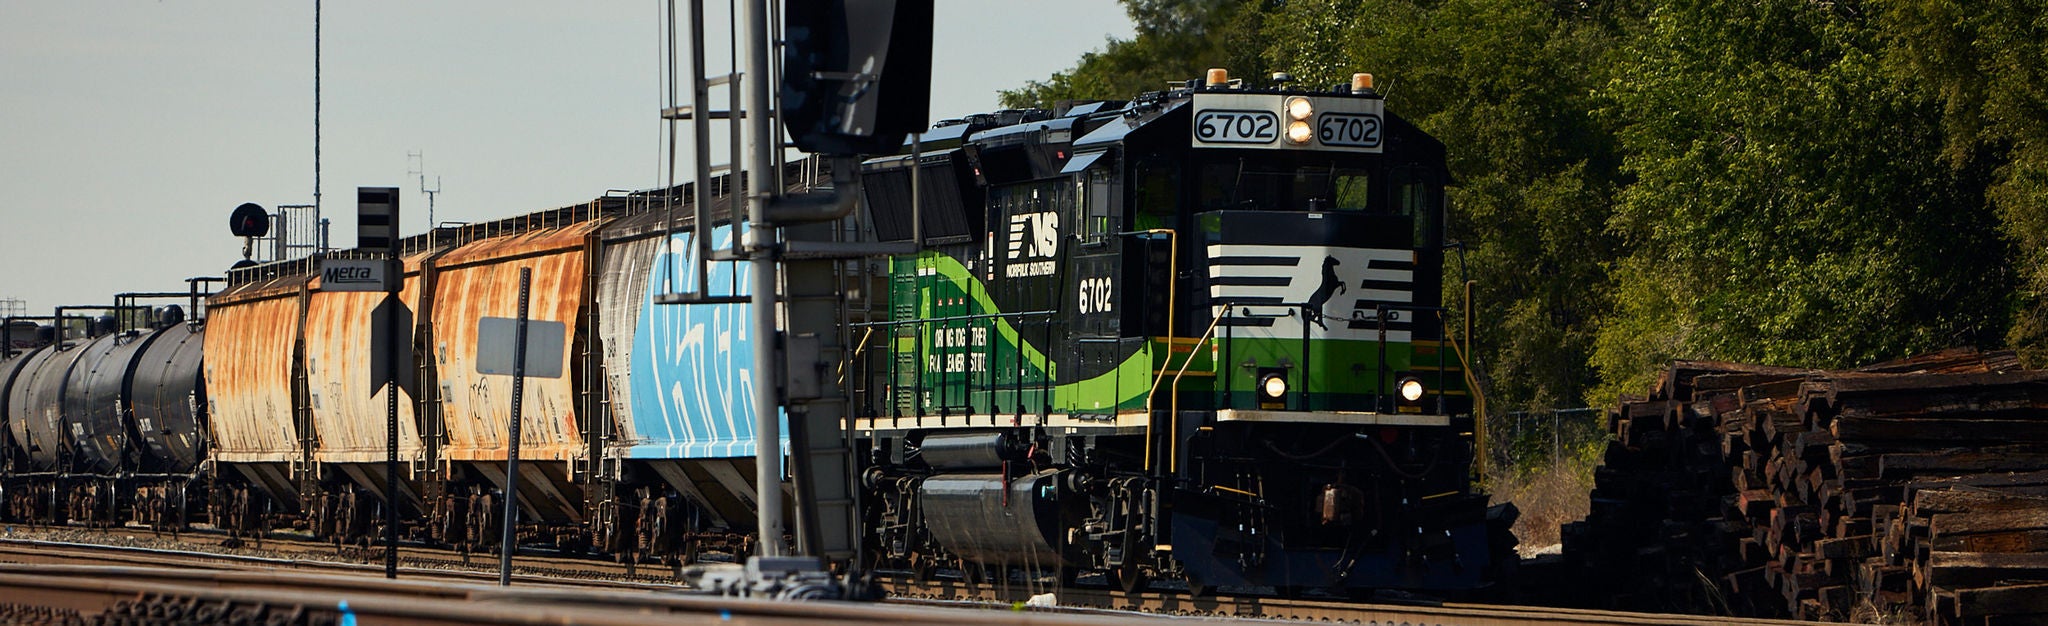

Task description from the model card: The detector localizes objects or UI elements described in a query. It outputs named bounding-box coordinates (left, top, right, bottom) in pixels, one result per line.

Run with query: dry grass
left=1848, top=599, right=1917, bottom=625
left=1485, top=457, right=1596, bottom=556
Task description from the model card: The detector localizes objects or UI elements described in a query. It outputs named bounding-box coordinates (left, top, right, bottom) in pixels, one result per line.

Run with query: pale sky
left=0, top=2, right=1134, bottom=314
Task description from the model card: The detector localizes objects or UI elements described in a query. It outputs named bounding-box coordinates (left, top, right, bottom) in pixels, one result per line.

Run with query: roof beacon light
left=1207, top=68, right=1229, bottom=88
left=1352, top=73, right=1375, bottom=93
left=1285, top=96, right=1314, bottom=121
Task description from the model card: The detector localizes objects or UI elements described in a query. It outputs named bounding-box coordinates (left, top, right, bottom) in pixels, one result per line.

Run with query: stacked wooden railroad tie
left=1560, top=360, right=1805, bottom=616
left=1872, top=474, right=2048, bottom=625
left=1558, top=349, right=2048, bottom=624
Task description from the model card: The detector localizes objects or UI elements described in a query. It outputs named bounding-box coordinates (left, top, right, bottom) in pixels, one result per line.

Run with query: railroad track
left=0, top=524, right=681, bottom=587
left=0, top=539, right=1132, bottom=626
left=0, top=527, right=1809, bottom=625
left=876, top=577, right=1814, bottom=625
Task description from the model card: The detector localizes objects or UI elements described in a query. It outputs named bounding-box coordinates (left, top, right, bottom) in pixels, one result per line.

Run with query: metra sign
left=320, top=258, right=387, bottom=292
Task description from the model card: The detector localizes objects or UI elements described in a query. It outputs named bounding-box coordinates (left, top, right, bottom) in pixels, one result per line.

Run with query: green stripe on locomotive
left=882, top=248, right=1467, bottom=418
left=888, top=250, right=1156, bottom=416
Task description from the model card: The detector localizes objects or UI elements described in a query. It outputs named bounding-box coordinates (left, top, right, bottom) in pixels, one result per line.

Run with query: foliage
left=998, top=0, right=1261, bottom=109
left=1006, top=0, right=2044, bottom=412
left=1875, top=0, right=2048, bottom=365
left=1589, top=0, right=2012, bottom=401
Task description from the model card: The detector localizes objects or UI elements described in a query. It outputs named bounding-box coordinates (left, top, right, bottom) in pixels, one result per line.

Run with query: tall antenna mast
left=408, top=150, right=442, bottom=230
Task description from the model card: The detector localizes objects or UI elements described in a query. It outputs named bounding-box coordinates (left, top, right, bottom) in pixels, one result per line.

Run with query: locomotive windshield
left=1195, top=155, right=1375, bottom=213
left=1190, top=152, right=1442, bottom=249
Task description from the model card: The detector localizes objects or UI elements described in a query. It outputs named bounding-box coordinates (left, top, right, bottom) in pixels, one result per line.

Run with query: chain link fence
left=1480, top=406, right=1608, bottom=553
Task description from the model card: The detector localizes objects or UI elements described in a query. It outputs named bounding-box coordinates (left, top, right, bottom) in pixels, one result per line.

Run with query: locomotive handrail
left=837, top=326, right=875, bottom=386
left=1158, top=311, right=1234, bottom=474
left=849, top=309, right=1059, bottom=420
left=1360, top=301, right=1454, bottom=414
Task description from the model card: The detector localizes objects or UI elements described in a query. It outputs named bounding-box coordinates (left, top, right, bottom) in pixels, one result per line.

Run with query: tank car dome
left=156, top=305, right=185, bottom=327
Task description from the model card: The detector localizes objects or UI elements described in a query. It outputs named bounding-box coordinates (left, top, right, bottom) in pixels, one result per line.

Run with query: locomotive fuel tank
left=129, top=322, right=205, bottom=473
left=918, top=470, right=1068, bottom=566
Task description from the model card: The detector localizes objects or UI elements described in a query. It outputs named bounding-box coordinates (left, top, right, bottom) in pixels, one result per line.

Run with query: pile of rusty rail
left=1547, top=349, right=2048, bottom=624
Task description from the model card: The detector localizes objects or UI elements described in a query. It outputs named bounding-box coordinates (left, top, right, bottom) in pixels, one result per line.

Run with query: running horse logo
left=1303, top=256, right=1347, bottom=330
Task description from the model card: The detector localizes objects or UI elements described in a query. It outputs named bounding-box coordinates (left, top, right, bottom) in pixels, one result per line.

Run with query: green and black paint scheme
left=849, top=76, right=1516, bottom=597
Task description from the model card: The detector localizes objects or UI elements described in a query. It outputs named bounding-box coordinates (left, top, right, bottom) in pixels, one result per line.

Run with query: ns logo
left=1004, top=211, right=1060, bottom=278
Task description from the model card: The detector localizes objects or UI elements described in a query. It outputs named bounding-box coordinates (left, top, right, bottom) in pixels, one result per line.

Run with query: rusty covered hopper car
left=203, top=272, right=313, bottom=513
left=427, top=219, right=602, bottom=533
left=204, top=246, right=450, bottom=538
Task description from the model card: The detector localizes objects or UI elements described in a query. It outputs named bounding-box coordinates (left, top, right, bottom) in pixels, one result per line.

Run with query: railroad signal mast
left=654, top=0, right=932, bottom=598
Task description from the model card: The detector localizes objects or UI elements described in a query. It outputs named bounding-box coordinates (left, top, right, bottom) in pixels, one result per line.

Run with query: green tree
left=1008, top=0, right=1639, bottom=411
left=1003, top=0, right=2033, bottom=413
left=1877, top=0, right=2048, bottom=365
left=1260, top=0, right=1636, bottom=410
left=1590, top=0, right=2012, bottom=399
left=999, top=0, right=1263, bottom=108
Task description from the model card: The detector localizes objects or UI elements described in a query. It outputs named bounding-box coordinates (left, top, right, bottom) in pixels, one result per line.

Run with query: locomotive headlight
left=1285, top=96, right=1314, bottom=121
left=1398, top=377, right=1426, bottom=402
left=1286, top=120, right=1314, bottom=144
left=1260, top=373, right=1289, bottom=400
left=1284, top=96, right=1315, bottom=145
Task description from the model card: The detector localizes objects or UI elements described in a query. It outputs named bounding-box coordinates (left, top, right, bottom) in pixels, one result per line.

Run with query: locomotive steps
left=1541, top=349, right=2048, bottom=624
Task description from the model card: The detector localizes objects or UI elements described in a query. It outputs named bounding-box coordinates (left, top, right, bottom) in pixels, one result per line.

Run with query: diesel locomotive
left=848, top=70, right=1513, bottom=595
left=0, top=69, right=1513, bottom=599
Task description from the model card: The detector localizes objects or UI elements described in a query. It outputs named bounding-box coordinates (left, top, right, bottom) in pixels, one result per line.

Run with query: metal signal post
left=500, top=268, right=532, bottom=586
left=358, top=186, right=402, bottom=580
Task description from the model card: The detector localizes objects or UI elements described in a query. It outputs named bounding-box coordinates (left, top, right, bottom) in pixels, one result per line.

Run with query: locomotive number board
left=1191, top=93, right=1385, bottom=153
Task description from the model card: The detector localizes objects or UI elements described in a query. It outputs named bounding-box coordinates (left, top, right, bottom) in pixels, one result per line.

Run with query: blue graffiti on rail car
left=627, top=226, right=787, bottom=459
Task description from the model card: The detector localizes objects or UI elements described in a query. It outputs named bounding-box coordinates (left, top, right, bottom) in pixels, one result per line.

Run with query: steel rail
left=876, top=577, right=1815, bottom=626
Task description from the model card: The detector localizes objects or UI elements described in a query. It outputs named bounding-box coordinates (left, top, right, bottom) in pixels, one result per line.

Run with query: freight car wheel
left=1107, top=563, right=1150, bottom=594
left=908, top=552, right=937, bottom=582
